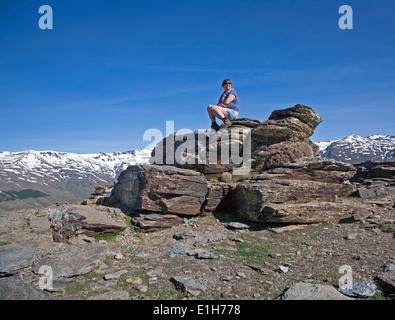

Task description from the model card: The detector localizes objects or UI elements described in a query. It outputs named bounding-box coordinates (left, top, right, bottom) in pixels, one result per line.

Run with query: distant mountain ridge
left=0, top=149, right=152, bottom=211
left=315, top=134, right=395, bottom=163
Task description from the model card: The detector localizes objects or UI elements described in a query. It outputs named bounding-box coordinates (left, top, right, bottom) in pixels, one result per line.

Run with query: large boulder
left=113, top=104, right=329, bottom=224
left=112, top=165, right=208, bottom=216
left=225, top=157, right=357, bottom=224
left=149, top=104, right=321, bottom=180
left=149, top=128, right=249, bottom=178
left=251, top=141, right=316, bottom=173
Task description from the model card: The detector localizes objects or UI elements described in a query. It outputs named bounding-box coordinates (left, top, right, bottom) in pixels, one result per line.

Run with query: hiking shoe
left=211, top=123, right=221, bottom=131
left=220, top=119, right=232, bottom=129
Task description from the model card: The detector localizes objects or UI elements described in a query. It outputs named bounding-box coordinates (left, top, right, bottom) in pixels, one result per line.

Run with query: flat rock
left=134, top=252, right=151, bottom=259
left=29, top=208, right=51, bottom=232
left=0, top=233, right=24, bottom=244
left=173, top=231, right=196, bottom=240
left=0, top=241, right=37, bottom=276
left=268, top=224, right=310, bottom=234
left=357, top=187, right=382, bottom=198
left=0, top=277, right=55, bottom=300
left=231, top=118, right=266, bottom=128
left=131, top=212, right=183, bottom=232
left=365, top=200, right=392, bottom=206
left=32, top=244, right=108, bottom=278
left=126, top=276, right=143, bottom=286
left=260, top=202, right=351, bottom=224
left=280, top=157, right=357, bottom=183
left=338, top=281, right=377, bottom=298
left=87, top=290, right=130, bottom=300
left=104, top=269, right=128, bottom=280
left=220, top=275, right=233, bottom=281
left=196, top=251, right=217, bottom=259
left=46, top=204, right=126, bottom=241
left=383, top=262, right=395, bottom=272
left=168, top=243, right=189, bottom=257
left=223, top=222, right=250, bottom=229
left=170, top=276, right=207, bottom=296
left=277, top=281, right=353, bottom=300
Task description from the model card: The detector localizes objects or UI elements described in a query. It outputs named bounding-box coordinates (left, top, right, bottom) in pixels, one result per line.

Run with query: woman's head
left=222, top=79, right=232, bottom=89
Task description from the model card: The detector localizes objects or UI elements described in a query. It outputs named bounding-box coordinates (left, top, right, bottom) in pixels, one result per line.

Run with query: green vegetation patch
left=94, top=228, right=125, bottom=242
left=379, top=223, right=395, bottom=233
left=233, top=240, right=269, bottom=264
left=0, top=189, right=49, bottom=202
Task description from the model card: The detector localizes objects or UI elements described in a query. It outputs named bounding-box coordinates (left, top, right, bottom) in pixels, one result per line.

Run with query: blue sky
left=1, top=0, right=394, bottom=153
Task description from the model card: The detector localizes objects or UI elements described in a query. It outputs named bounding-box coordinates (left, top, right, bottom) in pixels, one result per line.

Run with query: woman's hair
left=222, top=79, right=231, bottom=85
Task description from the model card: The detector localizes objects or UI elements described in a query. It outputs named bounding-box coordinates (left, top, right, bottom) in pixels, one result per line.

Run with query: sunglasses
left=223, top=82, right=232, bottom=85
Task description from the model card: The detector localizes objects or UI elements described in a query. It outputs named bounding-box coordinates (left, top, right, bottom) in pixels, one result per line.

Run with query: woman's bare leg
left=207, top=105, right=228, bottom=121
left=207, top=105, right=216, bottom=122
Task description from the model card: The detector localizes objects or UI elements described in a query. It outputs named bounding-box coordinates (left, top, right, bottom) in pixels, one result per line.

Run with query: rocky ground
left=0, top=186, right=394, bottom=300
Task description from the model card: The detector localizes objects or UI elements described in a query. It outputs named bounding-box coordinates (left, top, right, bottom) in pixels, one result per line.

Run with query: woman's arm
left=222, top=93, right=235, bottom=107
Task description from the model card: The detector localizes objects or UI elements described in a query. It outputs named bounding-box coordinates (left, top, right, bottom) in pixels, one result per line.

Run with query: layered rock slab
left=113, top=165, right=208, bottom=216
left=0, top=241, right=37, bottom=276
left=32, top=244, right=108, bottom=278
left=225, top=157, right=357, bottom=224
left=33, top=204, right=127, bottom=241
left=0, top=277, right=55, bottom=300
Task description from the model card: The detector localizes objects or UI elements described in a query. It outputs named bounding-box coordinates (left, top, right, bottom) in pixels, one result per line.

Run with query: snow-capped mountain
left=315, top=134, right=395, bottom=163
left=0, top=149, right=152, bottom=210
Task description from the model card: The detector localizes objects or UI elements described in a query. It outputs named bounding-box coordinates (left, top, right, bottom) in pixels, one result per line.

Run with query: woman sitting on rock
left=207, top=79, right=239, bottom=130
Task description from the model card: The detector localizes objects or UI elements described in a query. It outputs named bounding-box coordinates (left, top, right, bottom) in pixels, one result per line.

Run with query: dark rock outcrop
left=351, top=161, right=395, bottom=183
left=350, top=161, right=394, bottom=200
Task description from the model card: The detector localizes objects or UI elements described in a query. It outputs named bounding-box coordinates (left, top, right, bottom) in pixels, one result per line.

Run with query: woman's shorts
left=227, top=108, right=239, bottom=120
